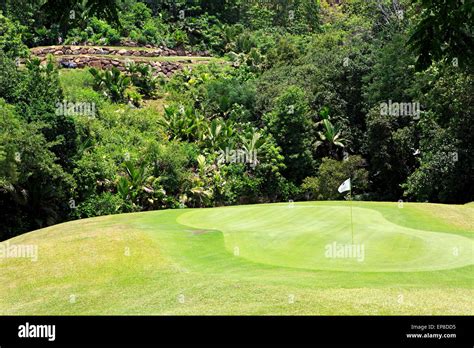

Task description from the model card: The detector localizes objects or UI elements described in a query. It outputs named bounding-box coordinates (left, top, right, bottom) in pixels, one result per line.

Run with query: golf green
left=0, top=201, right=472, bottom=315
left=178, top=204, right=473, bottom=272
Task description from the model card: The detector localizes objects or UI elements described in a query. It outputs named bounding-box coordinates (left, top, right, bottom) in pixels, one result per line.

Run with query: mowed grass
left=0, top=201, right=472, bottom=315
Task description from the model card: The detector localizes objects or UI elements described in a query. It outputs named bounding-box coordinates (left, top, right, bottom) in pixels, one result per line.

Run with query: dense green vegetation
left=0, top=0, right=473, bottom=240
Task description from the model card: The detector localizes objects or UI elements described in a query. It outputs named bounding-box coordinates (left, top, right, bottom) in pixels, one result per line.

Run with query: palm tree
left=189, top=155, right=213, bottom=207
left=314, top=107, right=347, bottom=159
left=240, top=127, right=265, bottom=168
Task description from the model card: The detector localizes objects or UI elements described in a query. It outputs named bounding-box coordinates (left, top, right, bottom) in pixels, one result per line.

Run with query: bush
left=120, top=2, right=152, bottom=32
left=125, top=86, right=142, bottom=107
left=90, top=67, right=131, bottom=103
left=177, top=14, right=224, bottom=52
left=73, top=192, right=126, bottom=218
left=171, top=29, right=189, bottom=46
left=302, top=156, right=369, bottom=200
left=13, top=57, right=79, bottom=170
left=0, top=51, right=21, bottom=102
left=89, top=17, right=120, bottom=44
left=116, top=161, right=167, bottom=211
left=65, top=17, right=121, bottom=45
left=204, top=76, right=256, bottom=119
left=142, top=18, right=168, bottom=45
left=402, top=116, right=463, bottom=203
left=301, top=176, right=320, bottom=200
left=125, top=62, right=159, bottom=98
left=144, top=141, right=196, bottom=196
left=0, top=12, right=28, bottom=58
left=58, top=70, right=105, bottom=110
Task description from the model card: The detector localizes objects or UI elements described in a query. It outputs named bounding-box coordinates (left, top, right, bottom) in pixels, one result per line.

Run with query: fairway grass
left=0, top=201, right=472, bottom=315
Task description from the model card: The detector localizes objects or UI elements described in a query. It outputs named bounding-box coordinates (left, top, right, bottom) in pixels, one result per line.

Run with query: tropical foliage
left=0, top=0, right=472, bottom=239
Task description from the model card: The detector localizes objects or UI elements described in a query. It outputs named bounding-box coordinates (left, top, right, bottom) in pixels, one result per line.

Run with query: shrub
left=145, top=141, right=196, bottom=196
left=0, top=51, right=21, bottom=102
left=303, top=156, right=369, bottom=200
left=171, top=29, right=189, bottom=46
left=73, top=192, right=126, bottom=218
left=204, top=76, right=256, bottom=118
left=129, top=29, right=147, bottom=45
left=116, top=161, right=167, bottom=211
left=125, top=62, right=159, bottom=98
left=89, top=67, right=132, bottom=103
left=0, top=12, right=28, bottom=58
left=65, top=17, right=121, bottom=45
left=301, top=176, right=320, bottom=200
left=125, top=86, right=142, bottom=107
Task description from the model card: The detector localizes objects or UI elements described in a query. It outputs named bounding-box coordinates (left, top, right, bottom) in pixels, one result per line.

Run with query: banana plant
left=240, top=127, right=265, bottom=168
left=89, top=67, right=131, bottom=103
left=202, top=118, right=235, bottom=150
left=189, top=155, right=213, bottom=207
left=125, top=62, right=158, bottom=98
left=159, top=105, right=205, bottom=142
left=314, top=107, right=347, bottom=159
left=117, top=161, right=165, bottom=210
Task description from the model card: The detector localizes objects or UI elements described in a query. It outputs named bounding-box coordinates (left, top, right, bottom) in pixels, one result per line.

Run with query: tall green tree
left=265, top=86, right=314, bottom=183
left=408, top=0, right=473, bottom=71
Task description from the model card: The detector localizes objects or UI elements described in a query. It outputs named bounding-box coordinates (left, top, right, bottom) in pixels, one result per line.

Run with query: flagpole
left=350, top=179, right=354, bottom=244
left=339, top=178, right=354, bottom=244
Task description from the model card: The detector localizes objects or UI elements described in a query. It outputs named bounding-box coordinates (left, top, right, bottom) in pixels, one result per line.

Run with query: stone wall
left=51, top=56, right=183, bottom=77
left=31, top=45, right=209, bottom=58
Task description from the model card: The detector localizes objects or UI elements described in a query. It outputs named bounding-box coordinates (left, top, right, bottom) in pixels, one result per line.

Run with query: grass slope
left=0, top=201, right=472, bottom=315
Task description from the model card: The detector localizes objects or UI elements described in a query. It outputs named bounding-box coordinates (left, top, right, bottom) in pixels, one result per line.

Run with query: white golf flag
left=338, top=178, right=351, bottom=193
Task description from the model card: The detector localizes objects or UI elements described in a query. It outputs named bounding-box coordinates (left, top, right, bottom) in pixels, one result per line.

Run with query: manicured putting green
left=178, top=204, right=473, bottom=272
left=0, top=201, right=472, bottom=315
